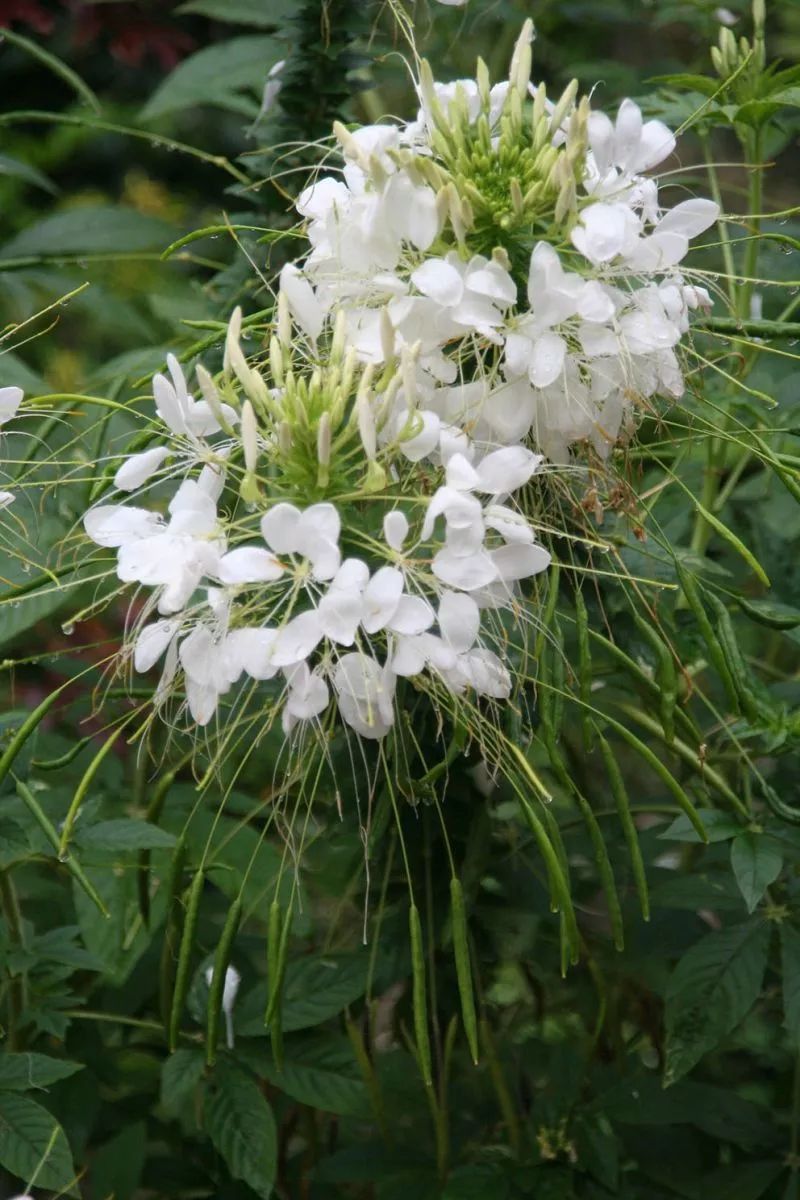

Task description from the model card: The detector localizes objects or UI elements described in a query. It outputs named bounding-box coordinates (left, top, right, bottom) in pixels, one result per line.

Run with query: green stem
left=739, top=127, right=764, bottom=320
left=0, top=872, right=26, bottom=1049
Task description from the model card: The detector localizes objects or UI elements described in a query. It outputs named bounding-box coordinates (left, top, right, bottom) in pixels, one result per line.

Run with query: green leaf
left=160, top=1049, right=205, bottom=1114
left=176, top=0, right=293, bottom=25
left=0, top=1091, right=76, bottom=1194
left=86, top=1122, right=146, bottom=1200
left=781, top=924, right=800, bottom=1045
left=254, top=1035, right=370, bottom=1117
left=659, top=811, right=742, bottom=844
left=236, top=953, right=368, bottom=1035
left=203, top=1060, right=277, bottom=1200
left=141, top=37, right=281, bottom=120
left=0, top=153, right=57, bottom=193
left=0, top=1053, right=84, bottom=1091
left=739, top=596, right=800, bottom=630
left=770, top=87, right=800, bottom=107
left=0, top=207, right=173, bottom=261
left=74, top=819, right=177, bottom=852
left=664, top=921, right=771, bottom=1084
left=730, top=833, right=782, bottom=912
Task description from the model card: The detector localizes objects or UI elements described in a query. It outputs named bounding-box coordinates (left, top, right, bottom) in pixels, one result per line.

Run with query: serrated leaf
left=254, top=1035, right=369, bottom=1117
left=236, top=953, right=368, bottom=1035
left=74, top=819, right=177, bottom=852
left=160, top=1049, right=205, bottom=1113
left=204, top=1060, right=276, bottom=1199
left=664, top=921, right=771, bottom=1085
left=0, top=206, right=173, bottom=261
left=781, top=924, right=800, bottom=1045
left=141, top=37, right=280, bottom=120
left=659, top=810, right=742, bottom=843
left=0, top=1091, right=76, bottom=1193
left=0, top=1053, right=84, bottom=1091
left=730, top=833, right=782, bottom=912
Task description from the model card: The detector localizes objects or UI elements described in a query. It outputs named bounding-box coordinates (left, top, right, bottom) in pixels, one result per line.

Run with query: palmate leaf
left=176, top=0, right=294, bottom=25
left=203, top=1059, right=277, bottom=1200
left=664, top=920, right=771, bottom=1085
left=0, top=1091, right=76, bottom=1194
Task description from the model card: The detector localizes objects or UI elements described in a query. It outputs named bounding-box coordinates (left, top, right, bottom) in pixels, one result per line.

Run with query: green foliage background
left=2, top=1, right=800, bottom=1197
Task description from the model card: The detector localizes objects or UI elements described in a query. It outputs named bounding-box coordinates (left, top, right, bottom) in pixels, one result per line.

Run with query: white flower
left=154, top=354, right=237, bottom=439
left=85, top=476, right=226, bottom=616
left=422, top=450, right=549, bottom=592
left=205, top=963, right=241, bottom=1049
left=114, top=446, right=170, bottom=492
left=261, top=502, right=341, bottom=582
left=281, top=661, right=330, bottom=734
left=332, top=652, right=396, bottom=739
left=0, top=385, right=23, bottom=425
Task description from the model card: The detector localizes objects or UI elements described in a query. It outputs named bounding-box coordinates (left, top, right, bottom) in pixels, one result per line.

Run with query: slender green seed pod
left=138, top=756, right=189, bottom=925
left=575, top=792, right=624, bottom=951
left=159, top=833, right=188, bottom=1026
left=550, top=621, right=566, bottom=740
left=574, top=592, right=593, bottom=751
left=32, top=736, right=92, bottom=771
left=707, top=595, right=764, bottom=724
left=536, top=562, right=560, bottom=662
left=168, top=868, right=205, bottom=1052
left=206, top=898, right=243, bottom=1066
left=14, top=775, right=109, bottom=916
left=516, top=790, right=579, bottom=962
left=59, top=715, right=134, bottom=859
left=265, top=899, right=283, bottom=1026
left=450, top=879, right=479, bottom=1065
left=598, top=733, right=649, bottom=921
left=265, top=898, right=292, bottom=1071
left=540, top=801, right=571, bottom=915
left=633, top=615, right=677, bottom=747
left=0, top=681, right=71, bottom=794
left=409, top=904, right=433, bottom=1088
left=676, top=563, right=739, bottom=711
left=603, top=712, right=708, bottom=842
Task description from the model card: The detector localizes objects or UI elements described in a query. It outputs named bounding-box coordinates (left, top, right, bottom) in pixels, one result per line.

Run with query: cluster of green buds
left=711, top=0, right=766, bottom=80
left=402, top=20, right=589, bottom=259
left=223, top=301, right=408, bottom=504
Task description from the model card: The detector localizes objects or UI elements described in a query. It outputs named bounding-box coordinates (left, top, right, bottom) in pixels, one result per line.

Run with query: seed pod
left=576, top=791, right=624, bottom=950
left=168, top=867, right=204, bottom=1052
left=409, top=904, right=433, bottom=1087
left=450, top=879, right=479, bottom=1065
left=574, top=591, right=593, bottom=751
left=676, top=562, right=738, bottom=712
left=707, top=594, right=762, bottom=724
left=633, top=614, right=677, bottom=747
left=206, top=899, right=243, bottom=1066
left=598, top=734, right=649, bottom=921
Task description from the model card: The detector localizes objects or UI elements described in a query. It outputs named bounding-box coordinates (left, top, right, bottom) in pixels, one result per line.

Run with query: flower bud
left=380, top=307, right=396, bottom=363
left=205, top=964, right=241, bottom=1050
left=277, top=290, right=292, bottom=347
left=241, top=399, right=258, bottom=474
left=509, top=19, right=533, bottom=99
left=196, top=364, right=237, bottom=434
left=548, top=78, right=578, bottom=136
left=278, top=420, right=292, bottom=456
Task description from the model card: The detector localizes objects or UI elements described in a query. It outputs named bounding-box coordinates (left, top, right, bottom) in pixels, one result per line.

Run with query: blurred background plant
left=2, top=1, right=800, bottom=1198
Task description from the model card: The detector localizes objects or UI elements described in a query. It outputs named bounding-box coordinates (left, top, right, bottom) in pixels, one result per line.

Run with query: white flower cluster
left=83, top=316, right=550, bottom=743
left=281, top=23, right=718, bottom=461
